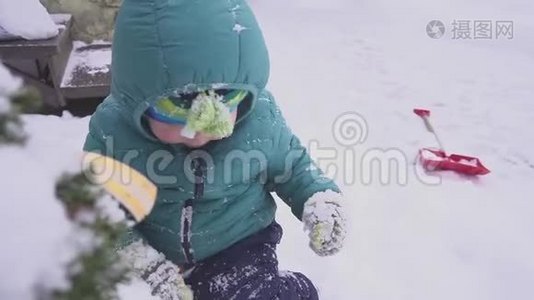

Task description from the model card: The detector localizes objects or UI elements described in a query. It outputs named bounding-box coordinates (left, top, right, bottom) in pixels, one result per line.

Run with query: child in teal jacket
left=83, top=0, right=346, bottom=299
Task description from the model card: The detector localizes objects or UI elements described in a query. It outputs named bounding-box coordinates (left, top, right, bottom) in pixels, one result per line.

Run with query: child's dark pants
left=184, top=222, right=319, bottom=300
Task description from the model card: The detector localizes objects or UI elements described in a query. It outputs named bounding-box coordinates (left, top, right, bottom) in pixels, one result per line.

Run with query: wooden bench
left=60, top=42, right=111, bottom=100
left=0, top=14, right=111, bottom=110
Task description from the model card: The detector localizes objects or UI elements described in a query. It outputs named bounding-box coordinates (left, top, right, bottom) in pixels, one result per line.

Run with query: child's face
left=148, top=111, right=238, bottom=147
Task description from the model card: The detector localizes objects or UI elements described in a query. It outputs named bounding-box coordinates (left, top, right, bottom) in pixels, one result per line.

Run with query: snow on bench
left=0, top=14, right=72, bottom=107
left=60, top=41, right=111, bottom=99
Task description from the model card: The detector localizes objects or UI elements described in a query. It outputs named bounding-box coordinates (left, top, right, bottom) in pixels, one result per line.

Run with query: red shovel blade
left=419, top=148, right=490, bottom=175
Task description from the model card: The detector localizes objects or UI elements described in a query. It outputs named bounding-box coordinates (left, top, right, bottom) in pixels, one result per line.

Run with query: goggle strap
left=147, top=89, right=248, bottom=126
left=146, top=107, right=187, bottom=125
left=223, top=90, right=248, bottom=108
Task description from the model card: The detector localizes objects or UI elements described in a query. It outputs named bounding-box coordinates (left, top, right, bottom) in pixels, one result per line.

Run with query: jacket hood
left=111, top=0, right=270, bottom=141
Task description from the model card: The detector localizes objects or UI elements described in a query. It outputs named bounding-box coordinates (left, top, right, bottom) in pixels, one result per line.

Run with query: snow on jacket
left=83, top=0, right=340, bottom=265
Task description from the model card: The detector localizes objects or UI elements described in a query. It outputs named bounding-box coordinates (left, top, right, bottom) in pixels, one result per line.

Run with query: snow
left=0, top=25, right=16, bottom=41
left=250, top=0, right=534, bottom=299
left=50, top=14, right=72, bottom=26
left=96, top=194, right=137, bottom=225
left=0, top=113, right=159, bottom=299
left=233, top=24, right=247, bottom=33
left=420, top=148, right=445, bottom=161
left=0, top=0, right=58, bottom=40
left=302, top=190, right=346, bottom=256
left=117, top=240, right=193, bottom=299
left=117, top=278, right=159, bottom=300
left=458, top=158, right=480, bottom=167
left=61, top=41, right=112, bottom=87
left=0, top=114, right=86, bottom=300
left=118, top=240, right=165, bottom=272
left=115, top=241, right=166, bottom=300
left=0, top=63, right=21, bottom=113
left=2, top=0, right=534, bottom=299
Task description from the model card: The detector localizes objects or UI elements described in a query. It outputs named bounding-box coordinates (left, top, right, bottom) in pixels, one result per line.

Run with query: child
left=84, top=0, right=346, bottom=299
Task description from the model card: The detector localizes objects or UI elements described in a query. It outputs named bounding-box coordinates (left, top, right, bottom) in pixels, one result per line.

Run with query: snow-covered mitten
left=118, top=240, right=193, bottom=300
left=302, top=191, right=347, bottom=256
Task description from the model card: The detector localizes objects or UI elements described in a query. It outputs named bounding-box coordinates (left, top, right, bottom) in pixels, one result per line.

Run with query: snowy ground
left=251, top=0, right=534, bottom=299
left=2, top=0, right=534, bottom=299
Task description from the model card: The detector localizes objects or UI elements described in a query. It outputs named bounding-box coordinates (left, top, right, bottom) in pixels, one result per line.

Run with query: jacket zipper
left=181, top=157, right=205, bottom=264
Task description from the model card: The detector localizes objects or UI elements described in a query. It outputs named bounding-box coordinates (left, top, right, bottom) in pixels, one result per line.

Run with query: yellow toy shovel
left=82, top=152, right=157, bottom=223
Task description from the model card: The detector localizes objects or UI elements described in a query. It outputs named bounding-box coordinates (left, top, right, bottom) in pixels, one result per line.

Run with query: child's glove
left=118, top=240, right=193, bottom=300
left=141, top=260, right=192, bottom=300
left=302, top=191, right=347, bottom=256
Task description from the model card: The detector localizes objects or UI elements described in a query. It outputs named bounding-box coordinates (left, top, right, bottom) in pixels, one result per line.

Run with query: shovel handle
left=420, top=116, right=435, bottom=134
left=413, top=109, right=435, bottom=133
left=413, top=108, right=446, bottom=152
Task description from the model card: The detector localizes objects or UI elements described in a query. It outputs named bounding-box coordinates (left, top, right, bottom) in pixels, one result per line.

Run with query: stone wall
left=41, top=0, right=121, bottom=42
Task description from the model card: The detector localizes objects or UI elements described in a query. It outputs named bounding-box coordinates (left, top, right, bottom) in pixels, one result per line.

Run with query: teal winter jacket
left=83, top=0, right=340, bottom=265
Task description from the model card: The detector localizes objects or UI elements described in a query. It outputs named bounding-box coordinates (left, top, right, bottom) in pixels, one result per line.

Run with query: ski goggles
left=146, top=89, right=248, bottom=125
left=146, top=89, right=249, bottom=138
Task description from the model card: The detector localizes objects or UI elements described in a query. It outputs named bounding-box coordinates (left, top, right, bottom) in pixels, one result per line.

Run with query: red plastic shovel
left=413, top=108, right=490, bottom=175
